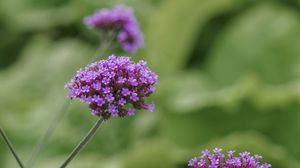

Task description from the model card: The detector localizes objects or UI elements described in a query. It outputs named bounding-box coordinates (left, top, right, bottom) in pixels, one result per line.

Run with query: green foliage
left=1, top=0, right=300, bottom=167
left=206, top=3, right=300, bottom=86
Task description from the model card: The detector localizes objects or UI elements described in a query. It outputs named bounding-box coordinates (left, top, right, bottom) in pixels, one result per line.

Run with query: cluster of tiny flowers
left=188, top=148, right=271, bottom=168
left=65, top=55, right=158, bottom=119
left=84, top=5, right=143, bottom=53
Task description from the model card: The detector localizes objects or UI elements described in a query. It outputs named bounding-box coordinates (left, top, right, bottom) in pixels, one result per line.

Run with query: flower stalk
left=0, top=127, right=25, bottom=168
left=60, top=118, right=104, bottom=168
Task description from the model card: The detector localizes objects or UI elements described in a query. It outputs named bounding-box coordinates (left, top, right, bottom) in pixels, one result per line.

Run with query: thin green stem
left=26, top=33, right=115, bottom=167
left=0, top=127, right=25, bottom=168
left=60, top=118, right=104, bottom=168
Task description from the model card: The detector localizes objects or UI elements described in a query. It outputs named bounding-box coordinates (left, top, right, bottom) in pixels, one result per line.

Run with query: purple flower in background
left=84, top=5, right=135, bottom=30
left=117, top=24, right=143, bottom=53
left=65, top=55, right=158, bottom=119
left=84, top=5, right=143, bottom=53
left=188, top=148, right=271, bottom=168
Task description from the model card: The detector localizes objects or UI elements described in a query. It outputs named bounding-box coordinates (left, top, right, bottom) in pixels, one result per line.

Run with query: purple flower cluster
left=65, top=55, right=158, bottom=119
left=84, top=5, right=143, bottom=53
left=188, top=148, right=271, bottom=168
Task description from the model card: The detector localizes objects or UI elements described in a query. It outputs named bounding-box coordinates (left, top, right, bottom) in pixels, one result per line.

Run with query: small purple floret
left=65, top=55, right=158, bottom=119
left=127, top=108, right=135, bottom=116
left=188, top=148, right=272, bottom=168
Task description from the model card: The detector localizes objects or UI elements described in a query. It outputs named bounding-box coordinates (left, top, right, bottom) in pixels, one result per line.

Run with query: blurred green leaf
left=145, top=0, right=245, bottom=76
left=206, top=3, right=300, bottom=86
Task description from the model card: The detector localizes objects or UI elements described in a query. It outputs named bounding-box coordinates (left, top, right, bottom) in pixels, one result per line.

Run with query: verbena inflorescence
left=188, top=148, right=271, bottom=168
left=84, top=5, right=143, bottom=53
left=65, top=55, right=158, bottom=120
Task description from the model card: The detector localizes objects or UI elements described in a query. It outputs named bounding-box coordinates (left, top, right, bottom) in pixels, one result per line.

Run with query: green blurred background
left=1, top=0, right=300, bottom=167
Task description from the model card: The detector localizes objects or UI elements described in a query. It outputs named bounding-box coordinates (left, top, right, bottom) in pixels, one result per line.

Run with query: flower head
left=84, top=5, right=143, bottom=53
left=188, top=148, right=271, bottom=168
left=65, top=55, right=158, bottom=119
